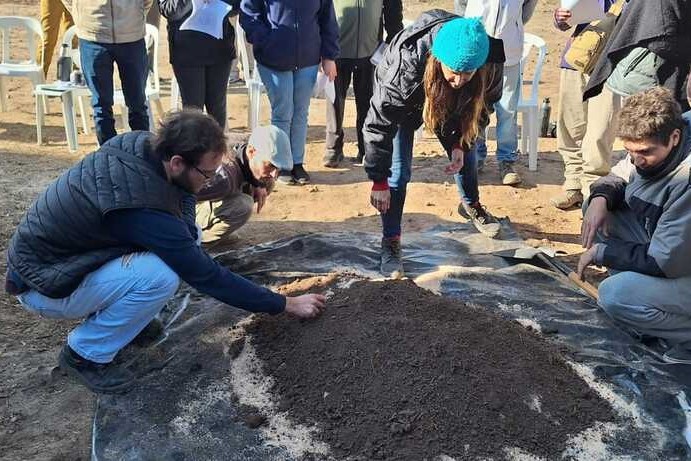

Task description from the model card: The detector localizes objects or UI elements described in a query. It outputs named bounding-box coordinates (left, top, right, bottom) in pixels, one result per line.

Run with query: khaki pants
left=557, top=68, right=621, bottom=197
left=38, top=0, right=74, bottom=78
left=196, top=193, right=254, bottom=243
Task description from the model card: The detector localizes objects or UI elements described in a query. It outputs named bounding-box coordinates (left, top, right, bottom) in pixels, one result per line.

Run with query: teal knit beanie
left=431, top=17, right=489, bottom=72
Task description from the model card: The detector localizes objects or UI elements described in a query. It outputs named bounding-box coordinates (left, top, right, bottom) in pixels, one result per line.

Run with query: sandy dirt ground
left=0, top=0, right=612, bottom=459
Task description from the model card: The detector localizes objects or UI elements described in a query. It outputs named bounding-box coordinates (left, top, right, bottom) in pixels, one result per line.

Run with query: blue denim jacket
left=240, top=0, right=340, bottom=71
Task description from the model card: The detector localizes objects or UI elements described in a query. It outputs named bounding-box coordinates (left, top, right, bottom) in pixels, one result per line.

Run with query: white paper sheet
left=561, top=0, right=605, bottom=26
left=179, top=0, right=231, bottom=40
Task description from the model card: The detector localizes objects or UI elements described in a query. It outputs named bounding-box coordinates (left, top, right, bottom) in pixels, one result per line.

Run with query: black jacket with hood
left=583, top=0, right=691, bottom=110
left=362, top=9, right=505, bottom=183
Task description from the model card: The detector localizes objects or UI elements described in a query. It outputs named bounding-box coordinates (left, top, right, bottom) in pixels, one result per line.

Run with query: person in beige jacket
left=61, top=0, right=153, bottom=144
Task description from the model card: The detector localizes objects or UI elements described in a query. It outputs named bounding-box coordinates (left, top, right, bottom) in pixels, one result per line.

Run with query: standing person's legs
left=173, top=64, right=207, bottom=109
left=454, top=145, right=501, bottom=237
left=474, top=130, right=488, bottom=169
left=325, top=58, right=354, bottom=166
left=289, top=64, right=320, bottom=167
left=552, top=68, right=588, bottom=209
left=80, top=39, right=117, bottom=144
left=113, top=39, right=149, bottom=132
left=204, top=59, right=233, bottom=129
left=379, top=121, right=416, bottom=278
left=580, top=86, right=621, bottom=198
left=453, top=146, right=479, bottom=205
left=16, top=253, right=179, bottom=364
left=352, top=57, right=375, bottom=163
left=257, top=63, right=294, bottom=155
left=38, top=0, right=74, bottom=78
left=495, top=63, right=521, bottom=185
left=381, top=121, right=417, bottom=239
left=257, top=63, right=295, bottom=182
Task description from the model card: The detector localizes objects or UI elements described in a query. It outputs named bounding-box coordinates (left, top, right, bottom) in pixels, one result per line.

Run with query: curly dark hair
left=152, top=110, right=227, bottom=165
left=617, top=87, right=685, bottom=145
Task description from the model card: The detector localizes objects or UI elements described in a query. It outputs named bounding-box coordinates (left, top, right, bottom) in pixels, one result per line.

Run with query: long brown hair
left=423, top=54, right=487, bottom=150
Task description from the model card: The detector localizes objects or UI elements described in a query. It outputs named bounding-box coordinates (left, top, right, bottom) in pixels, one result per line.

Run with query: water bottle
left=56, top=44, right=72, bottom=82
left=540, top=97, right=552, bottom=138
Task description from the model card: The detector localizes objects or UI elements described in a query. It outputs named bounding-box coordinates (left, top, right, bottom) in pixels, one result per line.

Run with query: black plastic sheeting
left=93, top=223, right=691, bottom=460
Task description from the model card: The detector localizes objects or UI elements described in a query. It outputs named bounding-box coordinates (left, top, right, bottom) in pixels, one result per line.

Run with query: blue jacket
left=240, top=0, right=340, bottom=71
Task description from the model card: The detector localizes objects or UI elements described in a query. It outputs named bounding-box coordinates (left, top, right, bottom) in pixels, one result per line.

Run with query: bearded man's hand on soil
left=285, top=294, right=326, bottom=318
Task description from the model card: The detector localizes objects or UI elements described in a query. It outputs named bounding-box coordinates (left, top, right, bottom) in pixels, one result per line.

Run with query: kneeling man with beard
left=5, top=111, right=325, bottom=394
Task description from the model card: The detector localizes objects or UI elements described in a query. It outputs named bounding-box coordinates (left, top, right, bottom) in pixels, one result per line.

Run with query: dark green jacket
left=334, top=0, right=403, bottom=59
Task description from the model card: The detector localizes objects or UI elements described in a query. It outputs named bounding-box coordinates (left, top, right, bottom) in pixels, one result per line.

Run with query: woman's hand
left=321, top=59, right=337, bottom=81
left=370, top=185, right=391, bottom=213
left=444, top=147, right=464, bottom=174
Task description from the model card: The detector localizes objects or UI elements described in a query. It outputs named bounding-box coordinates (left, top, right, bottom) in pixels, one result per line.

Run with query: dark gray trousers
left=325, top=57, right=374, bottom=160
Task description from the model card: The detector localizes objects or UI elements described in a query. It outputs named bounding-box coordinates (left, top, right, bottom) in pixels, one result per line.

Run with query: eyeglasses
left=192, top=164, right=224, bottom=181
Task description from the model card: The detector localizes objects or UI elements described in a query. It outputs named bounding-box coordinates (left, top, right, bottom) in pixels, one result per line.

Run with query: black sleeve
left=601, top=239, right=665, bottom=277
left=589, top=174, right=628, bottom=211
left=382, top=0, right=403, bottom=43
left=158, top=0, right=191, bottom=21
left=362, top=83, right=406, bottom=182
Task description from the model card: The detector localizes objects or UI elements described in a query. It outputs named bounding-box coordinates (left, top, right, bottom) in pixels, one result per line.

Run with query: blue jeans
left=453, top=144, right=480, bottom=205
left=476, top=63, right=521, bottom=163
left=16, top=253, right=179, bottom=363
left=257, top=63, right=319, bottom=165
left=80, top=38, right=149, bottom=145
left=381, top=121, right=480, bottom=238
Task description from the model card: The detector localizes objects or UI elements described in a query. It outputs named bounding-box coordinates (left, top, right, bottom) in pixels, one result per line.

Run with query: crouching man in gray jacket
left=578, top=87, right=691, bottom=365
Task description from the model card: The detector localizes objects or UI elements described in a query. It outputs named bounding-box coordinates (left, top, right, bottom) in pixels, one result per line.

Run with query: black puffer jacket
left=362, top=9, right=505, bottom=183
left=6, top=132, right=188, bottom=298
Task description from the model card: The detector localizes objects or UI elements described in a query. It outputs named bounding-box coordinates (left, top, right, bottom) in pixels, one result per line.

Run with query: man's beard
left=172, top=170, right=197, bottom=194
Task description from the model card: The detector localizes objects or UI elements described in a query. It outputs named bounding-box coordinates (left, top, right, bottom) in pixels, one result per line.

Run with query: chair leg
left=35, top=92, right=44, bottom=145
left=248, top=83, right=261, bottom=130
left=170, top=78, right=180, bottom=111
left=529, top=108, right=539, bottom=171
left=119, top=105, right=129, bottom=131
left=521, top=112, right=530, bottom=155
left=62, top=91, right=79, bottom=152
left=154, top=97, right=165, bottom=125
left=147, top=102, right=155, bottom=131
left=78, top=96, right=91, bottom=134
left=0, top=77, right=7, bottom=112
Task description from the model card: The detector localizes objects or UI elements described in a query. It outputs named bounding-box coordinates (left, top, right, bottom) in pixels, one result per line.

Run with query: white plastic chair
left=34, top=83, right=79, bottom=151
left=236, top=23, right=264, bottom=130
left=56, top=25, right=92, bottom=134
left=517, top=33, right=547, bottom=171
left=115, top=24, right=164, bottom=131
left=0, top=16, right=43, bottom=112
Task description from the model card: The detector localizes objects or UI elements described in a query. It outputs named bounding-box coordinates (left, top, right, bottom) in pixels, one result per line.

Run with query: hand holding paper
left=560, top=0, right=605, bottom=26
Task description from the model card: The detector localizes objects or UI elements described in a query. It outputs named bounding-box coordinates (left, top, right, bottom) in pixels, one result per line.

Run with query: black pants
left=173, top=60, right=233, bottom=129
left=325, top=57, right=374, bottom=159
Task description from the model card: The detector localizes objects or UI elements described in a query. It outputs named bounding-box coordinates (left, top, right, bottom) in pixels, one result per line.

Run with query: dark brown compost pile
left=247, top=279, right=615, bottom=460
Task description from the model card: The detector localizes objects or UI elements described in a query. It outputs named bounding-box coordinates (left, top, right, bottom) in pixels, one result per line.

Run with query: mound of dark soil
left=248, top=279, right=615, bottom=460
